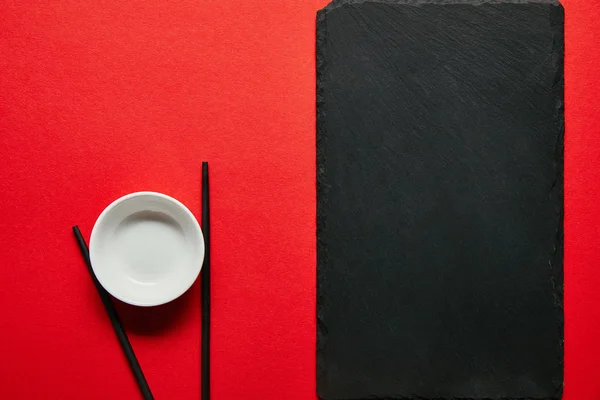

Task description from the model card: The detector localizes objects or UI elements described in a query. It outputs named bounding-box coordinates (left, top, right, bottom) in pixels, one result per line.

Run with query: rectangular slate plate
left=316, top=1, right=564, bottom=399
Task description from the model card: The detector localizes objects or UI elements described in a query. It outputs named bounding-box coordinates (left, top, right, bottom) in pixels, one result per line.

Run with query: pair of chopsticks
left=72, top=162, right=211, bottom=400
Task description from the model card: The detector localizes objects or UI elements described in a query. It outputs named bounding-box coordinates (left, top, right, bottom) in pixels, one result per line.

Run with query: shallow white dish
left=89, top=192, right=204, bottom=307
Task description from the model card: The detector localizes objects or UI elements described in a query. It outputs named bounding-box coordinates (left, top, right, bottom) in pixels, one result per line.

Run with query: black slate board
left=316, top=1, right=564, bottom=399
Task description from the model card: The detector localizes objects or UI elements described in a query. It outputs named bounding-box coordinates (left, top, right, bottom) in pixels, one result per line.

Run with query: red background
left=0, top=0, right=598, bottom=399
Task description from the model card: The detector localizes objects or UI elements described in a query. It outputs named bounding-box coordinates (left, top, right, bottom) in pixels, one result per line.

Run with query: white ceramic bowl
left=89, top=192, right=204, bottom=306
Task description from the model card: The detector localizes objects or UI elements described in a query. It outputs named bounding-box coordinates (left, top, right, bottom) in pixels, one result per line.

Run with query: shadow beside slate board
left=316, top=1, right=564, bottom=399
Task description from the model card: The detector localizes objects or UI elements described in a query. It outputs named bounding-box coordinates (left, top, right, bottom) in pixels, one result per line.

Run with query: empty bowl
left=89, top=192, right=204, bottom=306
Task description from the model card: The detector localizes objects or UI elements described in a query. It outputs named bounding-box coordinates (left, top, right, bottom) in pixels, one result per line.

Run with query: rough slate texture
left=316, top=1, right=564, bottom=399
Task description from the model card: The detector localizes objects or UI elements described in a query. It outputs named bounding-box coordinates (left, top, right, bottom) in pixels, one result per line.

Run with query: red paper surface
left=0, top=0, right=598, bottom=399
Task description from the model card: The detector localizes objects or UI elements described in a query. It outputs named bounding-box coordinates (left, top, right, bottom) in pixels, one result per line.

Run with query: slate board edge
left=316, top=6, right=330, bottom=399
left=318, top=0, right=561, bottom=12
left=548, top=3, right=565, bottom=399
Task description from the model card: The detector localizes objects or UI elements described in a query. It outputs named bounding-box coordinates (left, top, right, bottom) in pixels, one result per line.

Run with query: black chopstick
left=72, top=226, right=154, bottom=400
left=201, top=162, right=211, bottom=400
